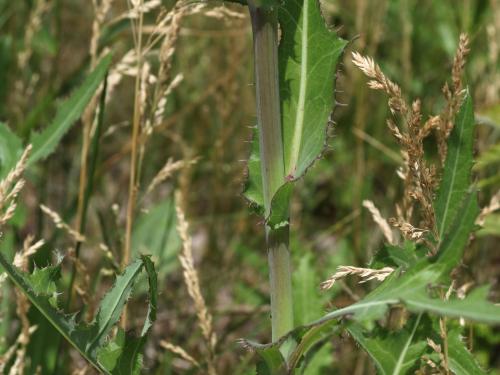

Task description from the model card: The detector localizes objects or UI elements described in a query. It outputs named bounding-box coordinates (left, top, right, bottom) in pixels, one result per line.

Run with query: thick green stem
left=249, top=3, right=294, bottom=341
left=267, top=225, right=294, bottom=341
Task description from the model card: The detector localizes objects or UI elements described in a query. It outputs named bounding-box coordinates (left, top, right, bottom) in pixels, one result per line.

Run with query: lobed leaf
left=0, top=252, right=157, bottom=374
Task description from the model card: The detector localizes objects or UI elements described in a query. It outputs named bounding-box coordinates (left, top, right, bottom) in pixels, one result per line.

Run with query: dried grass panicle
left=8, top=236, right=42, bottom=375
left=17, top=0, right=50, bottom=70
left=13, top=235, right=45, bottom=269
left=388, top=217, right=428, bottom=242
left=175, top=192, right=217, bottom=374
left=40, top=204, right=86, bottom=242
left=0, top=145, right=32, bottom=226
left=351, top=51, right=408, bottom=116
left=362, top=200, right=395, bottom=244
left=145, top=157, right=197, bottom=196
left=437, top=33, right=470, bottom=163
left=320, top=266, right=394, bottom=290
left=160, top=340, right=200, bottom=367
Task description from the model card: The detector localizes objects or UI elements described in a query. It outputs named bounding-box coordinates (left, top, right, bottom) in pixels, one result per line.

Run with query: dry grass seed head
left=320, top=266, right=394, bottom=290
left=40, top=204, right=86, bottom=242
left=362, top=200, right=395, bottom=244
left=160, top=340, right=200, bottom=368
left=0, top=145, right=32, bottom=226
left=175, top=192, right=217, bottom=372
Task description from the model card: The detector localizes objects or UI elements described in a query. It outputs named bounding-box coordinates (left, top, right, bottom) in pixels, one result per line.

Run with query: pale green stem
left=249, top=2, right=294, bottom=342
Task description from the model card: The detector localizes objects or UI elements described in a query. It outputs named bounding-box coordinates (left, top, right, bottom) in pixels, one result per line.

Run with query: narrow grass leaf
left=434, top=91, right=475, bottom=239
left=27, top=54, right=112, bottom=166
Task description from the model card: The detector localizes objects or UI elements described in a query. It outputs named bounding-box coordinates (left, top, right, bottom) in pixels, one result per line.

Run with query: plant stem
left=249, top=2, right=294, bottom=341
left=122, top=0, right=145, bottom=329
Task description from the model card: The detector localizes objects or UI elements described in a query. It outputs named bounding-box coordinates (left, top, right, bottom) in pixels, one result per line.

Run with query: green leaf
left=241, top=340, right=287, bottom=375
left=0, top=252, right=157, bottom=374
left=132, top=197, right=180, bottom=287
left=447, top=328, right=487, bottom=375
left=27, top=54, right=112, bottom=166
left=370, top=242, right=418, bottom=269
left=404, top=286, right=500, bottom=325
left=0, top=122, right=22, bottom=179
left=347, top=314, right=428, bottom=375
left=244, top=0, right=347, bottom=227
left=243, top=191, right=490, bottom=373
left=434, top=91, right=475, bottom=239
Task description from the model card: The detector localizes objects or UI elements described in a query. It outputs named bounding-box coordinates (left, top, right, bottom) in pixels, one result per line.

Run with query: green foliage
left=244, top=0, right=347, bottom=228
left=27, top=54, right=112, bottom=167
left=243, top=84, right=500, bottom=374
left=434, top=91, right=475, bottom=239
left=0, top=253, right=157, bottom=374
left=132, top=197, right=180, bottom=285
left=0, top=122, right=22, bottom=178
left=348, top=314, right=428, bottom=374
left=447, top=328, right=487, bottom=374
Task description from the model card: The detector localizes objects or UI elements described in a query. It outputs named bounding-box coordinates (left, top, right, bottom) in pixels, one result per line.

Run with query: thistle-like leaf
left=0, top=252, right=157, bottom=374
left=244, top=0, right=347, bottom=227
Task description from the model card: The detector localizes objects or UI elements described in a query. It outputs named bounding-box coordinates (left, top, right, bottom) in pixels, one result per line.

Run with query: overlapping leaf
left=0, top=253, right=157, bottom=374
left=244, top=0, right=347, bottom=227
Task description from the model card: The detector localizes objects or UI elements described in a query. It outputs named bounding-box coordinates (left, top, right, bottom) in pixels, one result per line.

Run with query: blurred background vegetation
left=0, top=0, right=498, bottom=373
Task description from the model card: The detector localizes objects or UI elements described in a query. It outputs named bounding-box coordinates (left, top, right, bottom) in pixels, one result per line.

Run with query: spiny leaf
left=244, top=0, right=347, bottom=227
left=97, top=255, right=158, bottom=374
left=404, top=286, right=500, bottom=325
left=27, top=54, right=112, bottom=166
left=434, top=91, right=475, bottom=239
left=447, top=328, right=487, bottom=375
left=85, top=258, right=144, bottom=355
left=0, top=122, right=22, bottom=179
left=0, top=252, right=156, bottom=374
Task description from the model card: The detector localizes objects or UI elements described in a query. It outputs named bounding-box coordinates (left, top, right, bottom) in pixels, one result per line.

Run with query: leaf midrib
left=287, top=0, right=309, bottom=174
left=392, top=313, right=422, bottom=375
left=438, top=96, right=471, bottom=238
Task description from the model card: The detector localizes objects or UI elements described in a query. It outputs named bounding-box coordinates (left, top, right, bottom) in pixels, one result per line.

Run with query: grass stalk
left=248, top=2, right=294, bottom=341
left=124, top=0, right=145, bottom=270
left=122, top=0, right=145, bottom=329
